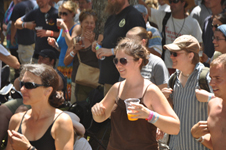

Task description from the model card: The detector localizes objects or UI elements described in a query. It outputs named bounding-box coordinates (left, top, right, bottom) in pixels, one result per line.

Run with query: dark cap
left=38, top=49, right=57, bottom=60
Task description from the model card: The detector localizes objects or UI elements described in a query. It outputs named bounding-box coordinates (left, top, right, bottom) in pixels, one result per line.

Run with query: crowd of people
left=0, top=0, right=225, bottom=149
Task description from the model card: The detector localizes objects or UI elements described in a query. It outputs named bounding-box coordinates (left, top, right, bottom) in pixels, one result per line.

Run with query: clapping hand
left=8, top=130, right=31, bottom=150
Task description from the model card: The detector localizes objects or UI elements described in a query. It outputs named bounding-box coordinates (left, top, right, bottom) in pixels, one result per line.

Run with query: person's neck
left=40, top=5, right=51, bottom=13
left=211, top=5, right=223, bottom=16
left=172, top=11, right=187, bottom=19
left=124, top=73, right=144, bottom=88
left=30, top=102, right=55, bottom=120
left=180, top=64, right=195, bottom=77
left=65, top=21, right=75, bottom=30
left=115, top=1, right=130, bottom=15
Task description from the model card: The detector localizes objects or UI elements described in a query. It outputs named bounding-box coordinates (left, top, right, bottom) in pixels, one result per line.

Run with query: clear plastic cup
left=124, top=98, right=140, bottom=121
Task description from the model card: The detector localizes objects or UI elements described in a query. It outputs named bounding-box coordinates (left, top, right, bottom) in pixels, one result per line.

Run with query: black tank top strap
left=18, top=111, right=28, bottom=134
left=116, top=82, right=122, bottom=102
left=52, top=111, right=64, bottom=124
left=141, top=83, right=152, bottom=99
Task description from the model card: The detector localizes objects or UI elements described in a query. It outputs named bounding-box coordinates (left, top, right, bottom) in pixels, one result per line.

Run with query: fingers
left=92, top=103, right=105, bottom=116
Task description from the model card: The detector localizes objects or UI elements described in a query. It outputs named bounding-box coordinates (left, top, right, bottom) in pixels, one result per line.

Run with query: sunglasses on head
left=169, top=0, right=180, bottom=4
left=113, top=58, right=129, bottom=65
left=20, top=81, right=45, bottom=89
left=212, top=24, right=220, bottom=28
left=59, top=12, right=68, bottom=16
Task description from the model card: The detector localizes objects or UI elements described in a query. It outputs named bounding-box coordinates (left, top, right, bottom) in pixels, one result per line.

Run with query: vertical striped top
left=169, top=63, right=210, bottom=150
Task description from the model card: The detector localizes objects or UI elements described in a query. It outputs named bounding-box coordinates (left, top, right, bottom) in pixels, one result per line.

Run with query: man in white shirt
left=149, top=0, right=202, bottom=74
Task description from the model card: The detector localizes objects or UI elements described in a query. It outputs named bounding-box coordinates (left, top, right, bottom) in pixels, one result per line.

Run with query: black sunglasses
left=169, top=0, right=180, bottom=4
left=170, top=51, right=179, bottom=57
left=59, top=12, right=68, bottom=16
left=20, top=81, right=45, bottom=89
left=211, top=24, right=220, bottom=28
left=113, top=58, right=129, bottom=65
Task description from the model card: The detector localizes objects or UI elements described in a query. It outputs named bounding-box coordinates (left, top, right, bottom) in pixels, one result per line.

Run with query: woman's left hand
left=83, top=31, right=95, bottom=43
left=56, top=19, right=67, bottom=30
left=128, top=103, right=150, bottom=120
left=8, top=130, right=31, bottom=150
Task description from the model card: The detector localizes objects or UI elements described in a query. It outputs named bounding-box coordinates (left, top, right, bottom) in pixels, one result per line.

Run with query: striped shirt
left=169, top=63, right=210, bottom=150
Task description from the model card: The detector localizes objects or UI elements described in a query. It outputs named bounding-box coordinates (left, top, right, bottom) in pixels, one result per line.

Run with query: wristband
left=64, top=29, right=69, bottom=33
left=208, top=93, right=214, bottom=102
left=111, top=48, right=115, bottom=55
left=31, top=146, right=36, bottom=150
left=50, top=31, right=54, bottom=37
left=152, top=113, right=159, bottom=124
left=145, top=110, right=153, bottom=121
left=70, top=51, right=75, bottom=57
left=195, top=136, right=204, bottom=143
left=22, top=22, right=25, bottom=28
left=205, top=57, right=210, bottom=63
left=27, top=146, right=31, bottom=150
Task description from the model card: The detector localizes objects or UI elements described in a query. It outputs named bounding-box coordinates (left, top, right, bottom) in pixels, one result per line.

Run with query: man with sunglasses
left=146, top=0, right=202, bottom=75
left=14, top=0, right=60, bottom=64
left=162, top=35, right=212, bottom=150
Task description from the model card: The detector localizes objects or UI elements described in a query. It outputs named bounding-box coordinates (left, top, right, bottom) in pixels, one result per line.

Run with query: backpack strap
left=161, top=12, right=171, bottom=60
left=199, top=67, right=210, bottom=92
left=168, top=71, right=177, bottom=89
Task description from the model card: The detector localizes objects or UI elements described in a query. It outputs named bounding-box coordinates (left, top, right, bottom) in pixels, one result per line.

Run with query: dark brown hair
left=79, top=9, right=98, bottom=23
left=115, top=38, right=149, bottom=70
left=20, top=64, right=64, bottom=107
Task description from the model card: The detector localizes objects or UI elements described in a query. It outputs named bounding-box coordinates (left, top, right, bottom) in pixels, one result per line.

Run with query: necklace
left=181, top=72, right=190, bottom=77
left=172, top=16, right=185, bottom=38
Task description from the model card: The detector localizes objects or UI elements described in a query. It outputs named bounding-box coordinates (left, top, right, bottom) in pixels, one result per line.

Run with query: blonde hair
left=59, top=1, right=78, bottom=14
left=145, top=0, right=158, bottom=9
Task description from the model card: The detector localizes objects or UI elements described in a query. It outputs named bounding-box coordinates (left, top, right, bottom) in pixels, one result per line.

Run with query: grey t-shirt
left=119, top=54, right=169, bottom=86
left=141, top=54, right=169, bottom=85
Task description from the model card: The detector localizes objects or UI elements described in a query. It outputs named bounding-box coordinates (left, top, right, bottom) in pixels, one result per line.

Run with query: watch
left=31, top=146, right=36, bottom=150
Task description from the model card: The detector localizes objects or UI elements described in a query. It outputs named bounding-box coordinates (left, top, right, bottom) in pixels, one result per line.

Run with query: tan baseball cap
left=163, top=35, right=200, bottom=54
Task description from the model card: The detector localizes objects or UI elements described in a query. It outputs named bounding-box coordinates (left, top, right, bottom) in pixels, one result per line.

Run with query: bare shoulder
left=208, top=97, right=223, bottom=109
left=54, top=109, right=73, bottom=125
left=9, top=112, right=26, bottom=130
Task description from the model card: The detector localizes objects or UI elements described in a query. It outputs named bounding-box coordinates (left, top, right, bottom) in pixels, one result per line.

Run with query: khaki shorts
left=17, top=44, right=35, bottom=64
left=4, top=98, right=31, bottom=114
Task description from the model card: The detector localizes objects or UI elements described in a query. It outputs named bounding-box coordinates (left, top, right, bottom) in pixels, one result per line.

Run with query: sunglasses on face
left=113, top=58, right=130, bottom=65
left=170, top=51, right=185, bottom=57
left=20, top=81, right=45, bottom=89
left=212, top=24, right=220, bottom=28
left=59, top=12, right=68, bottom=16
left=169, top=0, right=180, bottom=4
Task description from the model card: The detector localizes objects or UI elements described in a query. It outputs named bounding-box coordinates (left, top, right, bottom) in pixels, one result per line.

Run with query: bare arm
left=91, top=82, right=119, bottom=123
left=10, top=21, right=17, bottom=46
left=0, top=54, right=20, bottom=69
left=53, top=113, right=74, bottom=150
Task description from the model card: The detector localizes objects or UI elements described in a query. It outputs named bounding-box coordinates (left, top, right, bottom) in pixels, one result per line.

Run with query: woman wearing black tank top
left=5, top=64, right=74, bottom=150
left=91, top=38, right=180, bottom=150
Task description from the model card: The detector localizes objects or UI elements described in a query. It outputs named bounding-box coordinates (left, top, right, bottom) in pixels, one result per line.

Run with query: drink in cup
left=56, top=18, right=64, bottom=29
left=124, top=98, right=140, bottom=121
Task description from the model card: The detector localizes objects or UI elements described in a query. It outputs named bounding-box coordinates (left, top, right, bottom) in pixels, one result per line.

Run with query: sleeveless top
left=57, top=23, right=78, bottom=67
left=107, top=82, right=158, bottom=150
left=17, top=111, right=63, bottom=150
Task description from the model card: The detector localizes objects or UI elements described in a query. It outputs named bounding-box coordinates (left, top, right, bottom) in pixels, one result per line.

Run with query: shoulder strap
left=199, top=67, right=210, bottom=92
left=168, top=71, right=177, bottom=89
left=161, top=12, right=171, bottom=60
left=141, top=83, right=152, bottom=99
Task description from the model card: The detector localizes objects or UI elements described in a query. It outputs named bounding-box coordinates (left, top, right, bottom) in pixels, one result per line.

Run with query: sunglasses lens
left=20, top=82, right=36, bottom=89
left=170, top=52, right=177, bottom=57
left=60, top=12, right=68, bottom=16
left=113, top=58, right=118, bottom=65
left=120, top=58, right=128, bottom=65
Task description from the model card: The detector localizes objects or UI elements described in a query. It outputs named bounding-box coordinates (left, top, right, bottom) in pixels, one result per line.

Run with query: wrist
left=64, top=29, right=69, bottom=33
left=205, top=57, right=210, bottom=63
left=208, top=93, right=215, bottom=102
left=195, top=136, right=204, bottom=143
left=70, top=51, right=75, bottom=57
left=22, top=22, right=26, bottom=28
left=50, top=31, right=54, bottom=37
left=111, top=48, right=115, bottom=55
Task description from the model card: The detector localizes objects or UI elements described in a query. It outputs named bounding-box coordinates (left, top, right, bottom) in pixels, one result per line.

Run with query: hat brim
left=164, top=0, right=195, bottom=11
left=163, top=43, right=181, bottom=51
